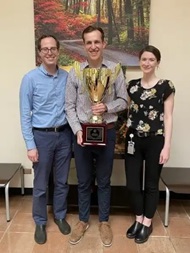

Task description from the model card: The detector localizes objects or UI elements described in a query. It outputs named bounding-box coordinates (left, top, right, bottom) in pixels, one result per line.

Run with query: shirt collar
left=81, top=58, right=108, bottom=70
left=39, top=64, right=59, bottom=77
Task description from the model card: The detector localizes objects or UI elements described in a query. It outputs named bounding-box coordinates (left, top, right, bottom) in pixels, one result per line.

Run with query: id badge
left=127, top=141, right=135, bottom=155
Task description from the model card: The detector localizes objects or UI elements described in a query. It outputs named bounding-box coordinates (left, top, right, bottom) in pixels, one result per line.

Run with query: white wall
left=0, top=0, right=35, bottom=187
left=0, top=0, right=190, bottom=187
left=128, top=0, right=190, bottom=167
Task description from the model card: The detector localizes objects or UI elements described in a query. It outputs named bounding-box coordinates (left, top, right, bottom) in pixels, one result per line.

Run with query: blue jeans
left=74, top=128, right=116, bottom=222
left=32, top=126, right=72, bottom=225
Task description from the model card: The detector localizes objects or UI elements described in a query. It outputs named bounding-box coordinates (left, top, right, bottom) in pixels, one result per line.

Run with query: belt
left=33, top=124, right=69, bottom=132
left=130, top=128, right=160, bottom=138
left=107, top=122, right=115, bottom=129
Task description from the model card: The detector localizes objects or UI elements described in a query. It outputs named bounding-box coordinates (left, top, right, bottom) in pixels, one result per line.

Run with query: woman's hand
left=159, top=146, right=170, bottom=164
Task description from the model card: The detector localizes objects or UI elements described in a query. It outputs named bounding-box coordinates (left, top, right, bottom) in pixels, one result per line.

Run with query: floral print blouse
left=127, top=79, right=175, bottom=134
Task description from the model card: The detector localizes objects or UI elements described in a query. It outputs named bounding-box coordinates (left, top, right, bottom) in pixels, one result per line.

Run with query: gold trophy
left=82, top=68, right=111, bottom=145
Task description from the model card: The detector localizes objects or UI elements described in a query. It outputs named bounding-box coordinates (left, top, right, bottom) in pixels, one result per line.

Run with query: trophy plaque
left=82, top=122, right=107, bottom=146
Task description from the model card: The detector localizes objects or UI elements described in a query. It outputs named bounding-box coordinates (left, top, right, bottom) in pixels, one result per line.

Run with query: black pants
left=125, top=130, right=164, bottom=219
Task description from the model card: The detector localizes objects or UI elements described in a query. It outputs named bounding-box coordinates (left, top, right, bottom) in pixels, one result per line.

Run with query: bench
left=0, top=163, right=25, bottom=221
left=160, top=166, right=190, bottom=227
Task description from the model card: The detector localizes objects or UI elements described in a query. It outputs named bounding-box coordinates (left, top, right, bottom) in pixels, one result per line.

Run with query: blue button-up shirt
left=19, top=65, right=68, bottom=150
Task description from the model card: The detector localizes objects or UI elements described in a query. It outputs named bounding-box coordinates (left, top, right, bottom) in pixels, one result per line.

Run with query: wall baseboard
left=1, top=186, right=190, bottom=209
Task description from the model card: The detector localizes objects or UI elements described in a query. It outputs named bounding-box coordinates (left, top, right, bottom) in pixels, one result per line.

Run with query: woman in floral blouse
left=125, top=45, right=175, bottom=243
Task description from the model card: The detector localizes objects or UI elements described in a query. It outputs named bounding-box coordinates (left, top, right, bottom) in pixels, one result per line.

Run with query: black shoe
left=135, top=223, right=153, bottom=244
left=54, top=218, right=71, bottom=235
left=126, top=221, right=143, bottom=239
left=34, top=225, right=47, bottom=244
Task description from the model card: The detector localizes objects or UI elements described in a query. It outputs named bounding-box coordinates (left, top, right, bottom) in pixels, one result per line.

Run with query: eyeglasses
left=40, top=47, right=58, bottom=54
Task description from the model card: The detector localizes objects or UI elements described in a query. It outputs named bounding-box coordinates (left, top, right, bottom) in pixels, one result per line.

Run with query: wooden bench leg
left=5, top=182, right=10, bottom=222
left=164, top=185, right=170, bottom=227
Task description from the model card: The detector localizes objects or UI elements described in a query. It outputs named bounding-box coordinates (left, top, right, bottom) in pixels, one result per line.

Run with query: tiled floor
left=0, top=195, right=190, bottom=253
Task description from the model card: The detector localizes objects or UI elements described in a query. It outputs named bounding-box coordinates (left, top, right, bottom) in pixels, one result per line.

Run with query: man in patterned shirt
left=65, top=25, right=127, bottom=247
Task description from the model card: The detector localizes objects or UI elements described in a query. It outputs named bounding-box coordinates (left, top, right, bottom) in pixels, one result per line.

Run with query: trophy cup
left=82, top=67, right=113, bottom=146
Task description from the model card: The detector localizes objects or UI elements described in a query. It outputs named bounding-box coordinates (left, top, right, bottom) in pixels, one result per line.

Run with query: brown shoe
left=99, top=222, right=113, bottom=247
left=69, top=221, right=89, bottom=245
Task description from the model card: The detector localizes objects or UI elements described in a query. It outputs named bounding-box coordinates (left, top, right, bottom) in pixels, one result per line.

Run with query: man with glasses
left=19, top=35, right=72, bottom=244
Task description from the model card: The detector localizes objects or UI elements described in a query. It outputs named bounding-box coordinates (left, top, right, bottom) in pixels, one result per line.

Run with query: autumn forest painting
left=34, top=0, right=151, bottom=68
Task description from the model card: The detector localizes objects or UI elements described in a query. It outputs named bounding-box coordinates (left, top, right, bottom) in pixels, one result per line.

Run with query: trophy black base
left=82, top=123, right=107, bottom=146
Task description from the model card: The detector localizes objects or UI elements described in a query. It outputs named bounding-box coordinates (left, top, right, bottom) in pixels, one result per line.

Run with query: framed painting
left=34, top=0, right=151, bottom=68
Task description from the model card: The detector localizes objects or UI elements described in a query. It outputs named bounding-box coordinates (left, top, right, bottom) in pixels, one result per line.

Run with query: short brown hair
left=37, top=35, right=60, bottom=51
left=82, top=26, right=105, bottom=42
